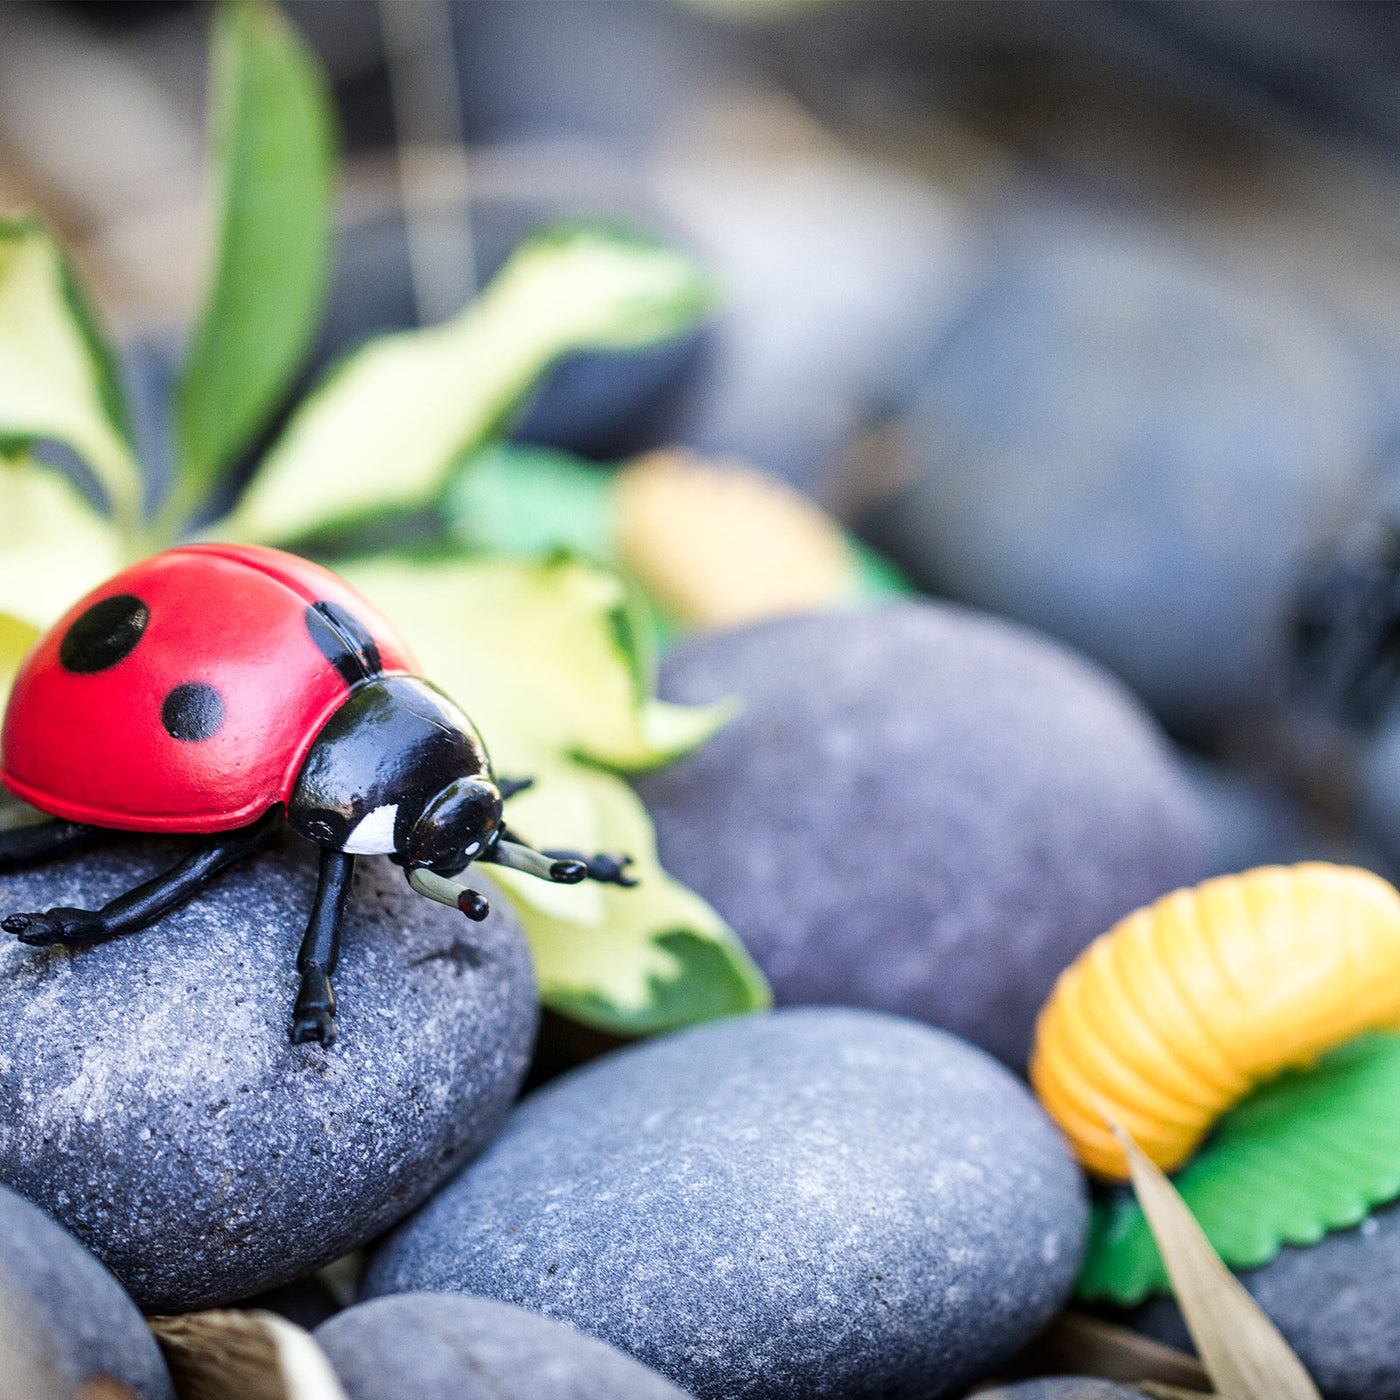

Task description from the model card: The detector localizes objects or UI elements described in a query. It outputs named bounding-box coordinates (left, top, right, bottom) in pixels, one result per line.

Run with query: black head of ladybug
left=402, top=775, right=503, bottom=874
left=288, top=675, right=499, bottom=873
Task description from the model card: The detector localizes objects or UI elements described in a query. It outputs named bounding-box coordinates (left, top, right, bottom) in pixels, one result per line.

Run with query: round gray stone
left=859, top=213, right=1373, bottom=737
left=0, top=1182, right=172, bottom=1400
left=1125, top=1197, right=1400, bottom=1400
left=364, top=1006, right=1089, bottom=1400
left=0, top=834, right=537, bottom=1313
left=976, top=1383, right=1149, bottom=1400
left=633, top=604, right=1205, bottom=1071
left=316, top=1294, right=694, bottom=1400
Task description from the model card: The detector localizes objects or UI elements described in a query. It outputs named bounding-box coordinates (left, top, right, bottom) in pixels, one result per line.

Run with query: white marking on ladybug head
left=463, top=840, right=480, bottom=857
left=343, top=803, right=400, bottom=854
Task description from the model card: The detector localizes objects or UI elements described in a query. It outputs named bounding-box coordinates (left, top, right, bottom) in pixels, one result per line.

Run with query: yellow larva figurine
left=1031, top=862, right=1400, bottom=1179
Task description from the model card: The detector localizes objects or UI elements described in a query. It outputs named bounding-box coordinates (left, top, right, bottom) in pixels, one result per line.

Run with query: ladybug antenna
left=408, top=868, right=490, bottom=922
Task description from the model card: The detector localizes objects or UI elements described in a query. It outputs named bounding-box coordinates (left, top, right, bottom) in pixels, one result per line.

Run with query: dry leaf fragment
left=148, top=1310, right=346, bottom=1400
left=1013, top=1312, right=1211, bottom=1391
left=74, top=1382, right=142, bottom=1400
left=1105, top=1118, right=1321, bottom=1400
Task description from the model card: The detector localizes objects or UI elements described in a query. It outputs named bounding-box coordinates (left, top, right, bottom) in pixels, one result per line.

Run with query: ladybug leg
left=290, top=849, right=355, bottom=1048
left=496, top=776, right=535, bottom=801
left=0, top=819, right=105, bottom=873
left=543, top=850, right=638, bottom=887
left=484, top=825, right=638, bottom=887
left=2, top=810, right=280, bottom=948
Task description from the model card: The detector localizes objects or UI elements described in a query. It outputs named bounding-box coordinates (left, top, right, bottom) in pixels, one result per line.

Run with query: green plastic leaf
left=0, top=453, right=124, bottom=630
left=168, top=0, right=335, bottom=535
left=220, top=225, right=712, bottom=545
left=338, top=552, right=768, bottom=1035
left=0, top=216, right=140, bottom=532
left=447, top=442, right=617, bottom=561
left=1079, top=1032, right=1400, bottom=1305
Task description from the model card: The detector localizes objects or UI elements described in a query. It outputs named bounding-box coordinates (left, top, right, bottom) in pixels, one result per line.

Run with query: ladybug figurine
left=0, top=544, right=636, bottom=1046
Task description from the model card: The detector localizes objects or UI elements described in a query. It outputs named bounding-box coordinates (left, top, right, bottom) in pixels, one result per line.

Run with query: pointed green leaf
left=0, top=453, right=124, bottom=630
left=220, top=225, right=712, bottom=545
left=168, top=0, right=335, bottom=535
left=0, top=216, right=140, bottom=531
left=338, top=553, right=768, bottom=1035
left=1079, top=1032, right=1400, bottom=1305
left=447, top=442, right=617, bottom=561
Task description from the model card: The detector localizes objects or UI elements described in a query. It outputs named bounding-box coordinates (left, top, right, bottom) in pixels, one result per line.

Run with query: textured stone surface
left=634, top=605, right=1205, bottom=1070
left=860, top=214, right=1372, bottom=736
left=0, top=834, right=536, bottom=1313
left=1125, top=1197, right=1400, bottom=1400
left=0, top=1181, right=172, bottom=1400
left=365, top=1007, right=1088, bottom=1400
left=317, top=1294, right=694, bottom=1400
left=976, top=1382, right=1148, bottom=1400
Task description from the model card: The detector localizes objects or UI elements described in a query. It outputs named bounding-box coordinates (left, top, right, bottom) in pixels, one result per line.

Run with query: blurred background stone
left=857, top=206, right=1377, bottom=741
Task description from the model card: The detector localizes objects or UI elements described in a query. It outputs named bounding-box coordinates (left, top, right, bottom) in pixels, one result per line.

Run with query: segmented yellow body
left=1031, top=863, right=1400, bottom=1178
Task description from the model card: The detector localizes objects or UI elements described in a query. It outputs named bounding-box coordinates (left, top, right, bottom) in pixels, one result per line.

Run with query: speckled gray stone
left=0, top=1181, right=172, bottom=1400
left=633, top=605, right=1205, bottom=1071
left=365, top=1007, right=1089, bottom=1400
left=0, top=834, right=537, bottom=1314
left=316, top=1294, right=694, bottom=1400
left=1124, top=1197, right=1400, bottom=1400
left=975, top=1383, right=1149, bottom=1400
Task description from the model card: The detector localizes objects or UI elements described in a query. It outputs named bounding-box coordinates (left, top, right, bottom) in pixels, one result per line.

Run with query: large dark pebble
left=859, top=213, right=1372, bottom=738
left=365, top=1007, right=1088, bottom=1400
left=0, top=835, right=536, bottom=1313
left=976, top=1382, right=1149, bottom=1400
left=0, top=1181, right=172, bottom=1400
left=634, top=604, right=1204, bottom=1070
left=1124, top=1197, right=1400, bottom=1400
left=316, top=1294, right=694, bottom=1400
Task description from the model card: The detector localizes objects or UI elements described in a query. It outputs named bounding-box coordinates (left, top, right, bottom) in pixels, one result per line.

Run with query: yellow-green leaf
left=0, top=216, right=141, bottom=533
left=338, top=552, right=768, bottom=1035
left=220, top=226, right=712, bottom=545
left=0, top=454, right=123, bottom=630
left=495, top=755, right=769, bottom=1033
left=168, top=0, right=336, bottom=535
left=0, top=612, right=39, bottom=712
left=343, top=552, right=730, bottom=771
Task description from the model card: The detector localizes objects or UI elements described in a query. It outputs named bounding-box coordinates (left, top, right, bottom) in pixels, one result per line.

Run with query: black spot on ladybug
left=305, top=601, right=383, bottom=686
left=161, top=682, right=226, bottom=742
left=59, top=594, right=148, bottom=673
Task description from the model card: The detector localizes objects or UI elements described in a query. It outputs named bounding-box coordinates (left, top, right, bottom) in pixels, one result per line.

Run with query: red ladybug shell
left=1, top=544, right=419, bottom=832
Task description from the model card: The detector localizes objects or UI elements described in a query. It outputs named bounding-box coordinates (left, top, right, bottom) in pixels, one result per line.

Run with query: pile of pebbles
left=1, top=598, right=1217, bottom=1398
